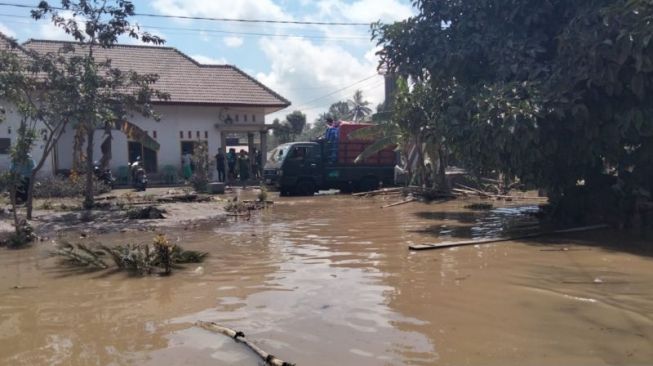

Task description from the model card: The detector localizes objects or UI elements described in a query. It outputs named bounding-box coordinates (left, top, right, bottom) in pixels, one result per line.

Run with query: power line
left=0, top=2, right=372, bottom=26
left=293, top=74, right=379, bottom=109
left=144, top=25, right=370, bottom=41
left=299, top=80, right=385, bottom=112
left=0, top=13, right=372, bottom=41
left=137, top=13, right=370, bottom=27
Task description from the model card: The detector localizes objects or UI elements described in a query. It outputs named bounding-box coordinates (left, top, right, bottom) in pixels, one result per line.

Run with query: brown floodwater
left=1, top=194, right=652, bottom=365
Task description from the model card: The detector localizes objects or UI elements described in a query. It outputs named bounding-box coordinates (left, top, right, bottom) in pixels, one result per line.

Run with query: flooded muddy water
left=1, top=195, right=652, bottom=365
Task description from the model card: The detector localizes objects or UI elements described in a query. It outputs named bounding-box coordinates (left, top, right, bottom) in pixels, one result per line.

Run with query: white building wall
left=0, top=100, right=53, bottom=178
left=53, top=104, right=267, bottom=176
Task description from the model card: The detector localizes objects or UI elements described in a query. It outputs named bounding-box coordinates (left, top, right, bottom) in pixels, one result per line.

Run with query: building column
left=259, top=130, right=268, bottom=165
left=219, top=131, right=227, bottom=152
left=247, top=132, right=255, bottom=176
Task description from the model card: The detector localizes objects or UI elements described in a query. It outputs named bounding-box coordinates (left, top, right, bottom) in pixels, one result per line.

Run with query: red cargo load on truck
left=336, top=122, right=396, bottom=166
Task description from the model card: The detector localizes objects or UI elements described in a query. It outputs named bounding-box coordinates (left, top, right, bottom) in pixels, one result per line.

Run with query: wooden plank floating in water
left=409, top=224, right=610, bottom=251
left=196, top=321, right=295, bottom=366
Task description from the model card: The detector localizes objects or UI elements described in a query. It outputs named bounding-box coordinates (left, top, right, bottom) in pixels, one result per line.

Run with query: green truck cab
left=264, top=123, right=396, bottom=195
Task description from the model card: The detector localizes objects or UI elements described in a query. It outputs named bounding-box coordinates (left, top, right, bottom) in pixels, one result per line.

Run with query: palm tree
left=347, top=90, right=373, bottom=122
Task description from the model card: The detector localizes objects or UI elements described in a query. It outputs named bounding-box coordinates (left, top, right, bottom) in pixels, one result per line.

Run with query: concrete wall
left=0, top=100, right=53, bottom=178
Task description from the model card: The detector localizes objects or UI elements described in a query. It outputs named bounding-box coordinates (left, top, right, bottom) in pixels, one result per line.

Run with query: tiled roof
left=0, top=33, right=31, bottom=60
left=21, top=39, right=290, bottom=110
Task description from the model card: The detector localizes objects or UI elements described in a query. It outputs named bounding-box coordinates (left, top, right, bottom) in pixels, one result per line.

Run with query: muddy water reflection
left=1, top=195, right=653, bottom=365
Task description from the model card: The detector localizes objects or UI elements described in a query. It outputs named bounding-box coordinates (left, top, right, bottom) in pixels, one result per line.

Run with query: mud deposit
left=1, top=195, right=652, bottom=365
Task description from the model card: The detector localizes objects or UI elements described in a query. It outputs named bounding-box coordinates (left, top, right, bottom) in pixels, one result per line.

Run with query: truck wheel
left=357, top=177, right=379, bottom=192
left=295, top=179, right=316, bottom=196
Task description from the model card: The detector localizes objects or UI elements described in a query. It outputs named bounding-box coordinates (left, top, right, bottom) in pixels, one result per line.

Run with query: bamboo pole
left=452, top=188, right=547, bottom=201
left=455, top=183, right=489, bottom=196
left=381, top=198, right=417, bottom=208
left=409, top=224, right=609, bottom=251
left=196, top=321, right=295, bottom=366
left=352, top=187, right=402, bottom=197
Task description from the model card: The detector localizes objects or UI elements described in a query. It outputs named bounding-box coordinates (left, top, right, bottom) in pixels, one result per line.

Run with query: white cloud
left=199, top=31, right=212, bottom=42
left=0, top=22, right=16, bottom=38
left=151, top=0, right=288, bottom=20
left=256, top=37, right=385, bottom=124
left=223, top=36, right=244, bottom=48
left=191, top=54, right=227, bottom=65
left=36, top=12, right=76, bottom=42
left=314, top=0, right=414, bottom=23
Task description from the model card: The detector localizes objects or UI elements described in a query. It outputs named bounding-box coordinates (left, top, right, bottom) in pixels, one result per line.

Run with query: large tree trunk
left=99, top=130, right=112, bottom=171
left=25, top=174, right=36, bottom=220
left=437, top=146, right=448, bottom=191
left=83, top=128, right=95, bottom=209
left=72, top=127, right=85, bottom=174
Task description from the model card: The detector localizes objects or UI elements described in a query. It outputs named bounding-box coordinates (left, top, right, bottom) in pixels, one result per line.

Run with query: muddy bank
left=0, top=187, right=268, bottom=240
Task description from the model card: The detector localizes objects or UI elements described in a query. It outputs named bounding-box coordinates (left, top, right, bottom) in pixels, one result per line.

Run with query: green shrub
left=53, top=234, right=207, bottom=276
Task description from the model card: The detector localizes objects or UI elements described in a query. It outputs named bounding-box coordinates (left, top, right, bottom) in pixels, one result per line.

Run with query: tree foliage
left=32, top=0, right=169, bottom=209
left=374, top=0, right=653, bottom=220
left=285, top=110, right=307, bottom=137
left=271, top=110, right=307, bottom=144
left=327, top=101, right=351, bottom=121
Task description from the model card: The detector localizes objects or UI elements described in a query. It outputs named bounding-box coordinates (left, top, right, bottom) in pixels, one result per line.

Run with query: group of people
left=214, top=148, right=262, bottom=184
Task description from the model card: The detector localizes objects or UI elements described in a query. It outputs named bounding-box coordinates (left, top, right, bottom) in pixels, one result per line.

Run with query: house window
left=179, top=131, right=183, bottom=139
left=187, top=131, right=192, bottom=139
left=128, top=141, right=157, bottom=173
left=0, top=138, right=11, bottom=154
left=196, top=131, right=200, bottom=139
left=204, top=131, right=208, bottom=139
left=153, top=131, right=157, bottom=139
left=244, top=115, right=248, bottom=122
left=252, top=114, right=256, bottom=122
left=235, top=115, right=239, bottom=122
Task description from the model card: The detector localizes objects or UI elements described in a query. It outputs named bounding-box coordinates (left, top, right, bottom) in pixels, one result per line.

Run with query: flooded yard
left=1, top=194, right=652, bottom=365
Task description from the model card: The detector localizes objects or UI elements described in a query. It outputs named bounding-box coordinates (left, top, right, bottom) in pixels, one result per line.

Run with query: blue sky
left=0, top=0, right=415, bottom=124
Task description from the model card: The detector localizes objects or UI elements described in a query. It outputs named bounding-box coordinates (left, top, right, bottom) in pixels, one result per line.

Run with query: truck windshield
left=268, top=145, right=290, bottom=163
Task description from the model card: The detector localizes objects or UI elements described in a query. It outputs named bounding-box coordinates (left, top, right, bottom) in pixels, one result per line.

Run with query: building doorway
left=128, top=141, right=158, bottom=173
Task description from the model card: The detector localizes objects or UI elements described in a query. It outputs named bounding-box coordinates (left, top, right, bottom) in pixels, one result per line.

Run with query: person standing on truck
left=324, top=117, right=340, bottom=163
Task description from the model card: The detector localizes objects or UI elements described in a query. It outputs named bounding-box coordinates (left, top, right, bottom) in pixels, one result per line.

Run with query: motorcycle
left=93, top=162, right=116, bottom=189
left=130, top=159, right=147, bottom=191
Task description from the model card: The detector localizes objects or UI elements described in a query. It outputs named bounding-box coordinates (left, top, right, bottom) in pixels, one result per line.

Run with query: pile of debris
left=224, top=199, right=272, bottom=217
left=126, top=206, right=167, bottom=220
